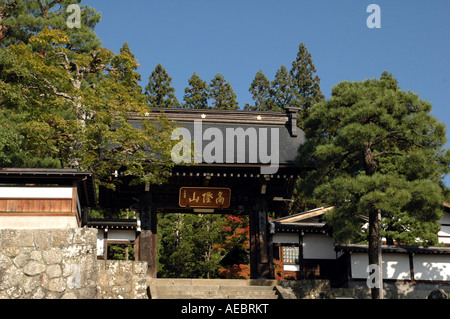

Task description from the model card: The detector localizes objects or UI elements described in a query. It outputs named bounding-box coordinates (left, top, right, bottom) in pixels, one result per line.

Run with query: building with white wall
left=273, top=203, right=450, bottom=288
left=0, top=168, right=96, bottom=229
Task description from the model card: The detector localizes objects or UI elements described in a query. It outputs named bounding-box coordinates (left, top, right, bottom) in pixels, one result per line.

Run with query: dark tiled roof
left=128, top=107, right=305, bottom=166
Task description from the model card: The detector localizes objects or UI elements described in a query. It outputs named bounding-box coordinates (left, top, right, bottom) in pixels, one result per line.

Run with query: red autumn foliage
left=218, top=264, right=250, bottom=279
left=217, top=215, right=250, bottom=279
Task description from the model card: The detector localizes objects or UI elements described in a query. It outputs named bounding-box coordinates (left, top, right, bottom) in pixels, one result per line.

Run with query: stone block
left=31, top=287, right=46, bottom=299
left=133, top=261, right=148, bottom=275
left=16, top=230, right=34, bottom=247
left=23, top=261, right=46, bottom=276
left=34, top=230, right=51, bottom=250
left=46, top=265, right=62, bottom=279
left=0, top=253, right=13, bottom=271
left=43, top=248, right=63, bottom=265
left=1, top=230, right=17, bottom=248
left=30, top=251, right=43, bottom=262
left=13, top=253, right=29, bottom=268
left=2, top=247, right=20, bottom=258
left=119, top=261, right=132, bottom=274
left=51, top=229, right=72, bottom=247
left=0, top=266, right=24, bottom=290
left=73, top=228, right=96, bottom=245
left=6, top=286, right=23, bottom=299
left=48, top=277, right=66, bottom=293
left=22, top=276, right=41, bottom=294
left=61, top=292, right=78, bottom=299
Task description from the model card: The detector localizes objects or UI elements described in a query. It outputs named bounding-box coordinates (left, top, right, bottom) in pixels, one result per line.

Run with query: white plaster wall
left=413, top=255, right=450, bottom=281
left=303, top=234, right=336, bottom=260
left=0, top=187, right=73, bottom=198
left=107, top=229, right=136, bottom=241
left=273, top=233, right=298, bottom=244
left=439, top=225, right=450, bottom=237
left=350, top=252, right=411, bottom=280
left=284, top=264, right=300, bottom=272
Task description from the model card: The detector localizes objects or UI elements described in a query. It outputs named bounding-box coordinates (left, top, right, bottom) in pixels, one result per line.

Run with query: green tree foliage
left=245, top=69, right=272, bottom=111
left=158, top=214, right=228, bottom=278
left=113, top=42, right=144, bottom=99
left=289, top=43, right=324, bottom=118
left=145, top=63, right=180, bottom=108
left=295, top=72, right=450, bottom=297
left=0, top=109, right=24, bottom=166
left=0, top=26, right=175, bottom=189
left=297, top=72, right=449, bottom=244
left=209, top=73, right=238, bottom=110
left=183, top=72, right=209, bottom=109
left=250, top=43, right=322, bottom=114
left=269, top=65, right=293, bottom=112
left=0, top=0, right=102, bottom=52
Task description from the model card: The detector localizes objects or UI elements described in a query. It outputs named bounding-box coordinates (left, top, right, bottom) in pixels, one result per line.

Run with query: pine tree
left=209, top=73, right=238, bottom=110
left=270, top=65, right=294, bottom=111
left=145, top=63, right=180, bottom=108
left=246, top=69, right=272, bottom=111
left=290, top=43, right=324, bottom=119
left=295, top=72, right=450, bottom=298
left=0, top=0, right=102, bottom=52
left=183, top=72, right=209, bottom=109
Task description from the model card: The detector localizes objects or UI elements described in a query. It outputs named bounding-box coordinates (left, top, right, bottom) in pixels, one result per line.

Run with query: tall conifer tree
left=145, top=63, right=180, bottom=108
left=183, top=72, right=209, bottom=109
left=290, top=43, right=324, bottom=119
left=269, top=65, right=293, bottom=112
left=209, top=73, right=238, bottom=110
left=247, top=69, right=272, bottom=111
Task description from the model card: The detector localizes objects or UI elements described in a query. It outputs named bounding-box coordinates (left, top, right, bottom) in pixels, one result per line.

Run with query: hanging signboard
left=179, top=187, right=231, bottom=209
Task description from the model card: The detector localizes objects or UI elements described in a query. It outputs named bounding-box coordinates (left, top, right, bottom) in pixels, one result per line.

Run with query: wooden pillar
left=409, top=253, right=415, bottom=282
left=298, top=232, right=304, bottom=279
left=250, top=195, right=274, bottom=279
left=139, top=192, right=158, bottom=278
left=149, top=208, right=158, bottom=277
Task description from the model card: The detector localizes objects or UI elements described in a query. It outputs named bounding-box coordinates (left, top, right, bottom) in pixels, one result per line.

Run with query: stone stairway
left=148, top=279, right=287, bottom=299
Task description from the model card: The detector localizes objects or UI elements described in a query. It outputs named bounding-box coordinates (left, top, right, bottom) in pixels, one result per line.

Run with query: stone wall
left=0, top=228, right=149, bottom=299
left=97, top=260, right=148, bottom=299
left=279, top=280, right=331, bottom=299
left=0, top=228, right=98, bottom=299
left=279, top=279, right=450, bottom=299
left=332, top=280, right=450, bottom=299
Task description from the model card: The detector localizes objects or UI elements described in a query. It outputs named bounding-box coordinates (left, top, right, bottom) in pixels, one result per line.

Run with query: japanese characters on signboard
left=179, top=187, right=231, bottom=209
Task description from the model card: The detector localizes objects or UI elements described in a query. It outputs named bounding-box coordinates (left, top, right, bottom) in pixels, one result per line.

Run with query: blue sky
left=84, top=0, right=449, bottom=186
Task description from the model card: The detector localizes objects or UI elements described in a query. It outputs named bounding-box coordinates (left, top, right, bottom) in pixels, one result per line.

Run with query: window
left=282, top=246, right=299, bottom=264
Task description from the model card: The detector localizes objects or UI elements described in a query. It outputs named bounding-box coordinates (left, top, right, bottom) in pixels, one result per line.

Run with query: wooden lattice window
left=282, top=246, right=299, bottom=265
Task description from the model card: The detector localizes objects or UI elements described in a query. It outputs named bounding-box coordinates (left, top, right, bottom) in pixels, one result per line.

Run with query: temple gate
left=99, top=107, right=305, bottom=279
